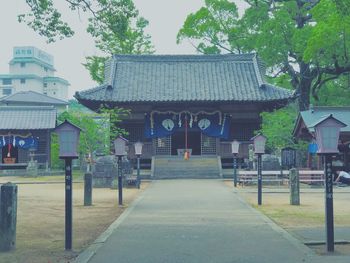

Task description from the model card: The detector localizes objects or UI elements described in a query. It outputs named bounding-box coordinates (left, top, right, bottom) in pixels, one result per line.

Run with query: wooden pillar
left=0, top=183, right=18, bottom=251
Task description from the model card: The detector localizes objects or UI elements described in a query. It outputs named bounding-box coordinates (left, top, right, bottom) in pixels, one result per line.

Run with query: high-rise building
left=0, top=46, right=69, bottom=100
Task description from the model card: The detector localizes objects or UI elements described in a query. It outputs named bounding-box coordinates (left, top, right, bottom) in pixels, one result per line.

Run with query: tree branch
left=64, top=0, right=97, bottom=18
left=312, top=73, right=339, bottom=100
left=203, top=36, right=235, bottom=53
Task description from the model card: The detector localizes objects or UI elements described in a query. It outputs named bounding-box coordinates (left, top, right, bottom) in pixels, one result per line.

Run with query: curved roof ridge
left=0, top=105, right=56, bottom=110
left=75, top=54, right=295, bottom=105
left=112, top=53, right=256, bottom=62
left=77, top=84, right=109, bottom=95
left=0, top=90, right=68, bottom=105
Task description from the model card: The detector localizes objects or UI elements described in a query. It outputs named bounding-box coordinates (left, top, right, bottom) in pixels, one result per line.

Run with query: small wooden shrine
left=0, top=106, right=56, bottom=169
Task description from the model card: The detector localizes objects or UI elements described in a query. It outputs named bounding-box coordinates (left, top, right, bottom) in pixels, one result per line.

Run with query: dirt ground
left=232, top=184, right=350, bottom=227
left=0, top=177, right=149, bottom=263
left=225, top=181, right=350, bottom=255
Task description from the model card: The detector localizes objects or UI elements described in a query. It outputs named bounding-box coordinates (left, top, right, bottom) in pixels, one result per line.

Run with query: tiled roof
left=75, top=54, right=294, bottom=104
left=0, top=91, right=68, bottom=105
left=0, top=106, right=57, bottom=130
left=299, top=107, right=350, bottom=133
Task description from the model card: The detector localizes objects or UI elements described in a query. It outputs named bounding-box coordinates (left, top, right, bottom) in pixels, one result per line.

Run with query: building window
left=43, top=83, right=47, bottom=88
left=20, top=62, right=26, bottom=68
left=2, top=88, right=12, bottom=96
left=2, top=79, right=12, bottom=85
left=53, top=91, right=56, bottom=95
left=43, top=92, right=47, bottom=95
left=44, top=67, right=48, bottom=72
left=20, top=78, right=26, bottom=84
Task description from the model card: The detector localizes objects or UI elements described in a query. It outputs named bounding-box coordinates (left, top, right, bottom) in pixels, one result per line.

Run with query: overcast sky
left=0, top=0, right=246, bottom=99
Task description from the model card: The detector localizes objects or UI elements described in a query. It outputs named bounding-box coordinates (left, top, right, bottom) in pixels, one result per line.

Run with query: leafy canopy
left=178, top=0, right=350, bottom=111
left=19, top=1, right=154, bottom=84
left=84, top=0, right=154, bottom=84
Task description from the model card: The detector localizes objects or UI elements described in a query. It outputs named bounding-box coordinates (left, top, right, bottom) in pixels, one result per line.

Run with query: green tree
left=177, top=0, right=241, bottom=54
left=51, top=110, right=110, bottom=168
left=178, top=0, right=350, bottom=111
left=19, top=0, right=154, bottom=84
left=84, top=0, right=154, bottom=84
left=259, top=105, right=307, bottom=153
left=312, top=74, right=350, bottom=106
left=99, top=106, right=130, bottom=149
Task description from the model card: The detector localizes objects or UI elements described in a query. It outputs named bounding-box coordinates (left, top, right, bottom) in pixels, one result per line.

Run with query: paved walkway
left=78, top=180, right=350, bottom=263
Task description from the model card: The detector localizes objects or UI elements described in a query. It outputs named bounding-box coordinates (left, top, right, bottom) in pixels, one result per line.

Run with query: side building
left=0, top=46, right=69, bottom=100
left=0, top=90, right=68, bottom=113
left=0, top=106, right=57, bottom=169
left=293, top=106, right=350, bottom=171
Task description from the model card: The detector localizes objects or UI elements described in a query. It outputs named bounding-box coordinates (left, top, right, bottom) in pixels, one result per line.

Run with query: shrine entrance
left=171, top=131, right=201, bottom=156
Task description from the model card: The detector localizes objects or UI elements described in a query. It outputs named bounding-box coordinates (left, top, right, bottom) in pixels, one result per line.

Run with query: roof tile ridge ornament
left=252, top=53, right=264, bottom=88
left=104, top=57, right=116, bottom=88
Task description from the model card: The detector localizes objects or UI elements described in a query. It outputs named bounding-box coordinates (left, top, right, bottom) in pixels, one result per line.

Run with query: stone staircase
left=152, top=156, right=221, bottom=179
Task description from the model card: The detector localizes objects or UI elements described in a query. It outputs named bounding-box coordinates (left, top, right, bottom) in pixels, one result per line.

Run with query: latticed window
left=201, top=134, right=217, bottom=155
left=154, top=136, right=171, bottom=155
left=124, top=123, right=150, bottom=142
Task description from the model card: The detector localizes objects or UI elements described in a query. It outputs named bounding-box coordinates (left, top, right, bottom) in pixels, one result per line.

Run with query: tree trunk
left=298, top=62, right=312, bottom=111
left=298, top=82, right=311, bottom=111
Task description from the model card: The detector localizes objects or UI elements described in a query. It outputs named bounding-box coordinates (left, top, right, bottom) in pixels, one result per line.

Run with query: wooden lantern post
left=231, top=140, right=240, bottom=187
left=251, top=134, right=267, bottom=206
left=114, top=136, right=128, bottom=206
left=55, top=120, right=81, bottom=250
left=134, top=141, right=143, bottom=189
left=312, top=114, right=346, bottom=252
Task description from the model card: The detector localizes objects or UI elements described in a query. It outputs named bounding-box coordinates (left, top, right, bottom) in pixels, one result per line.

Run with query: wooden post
left=84, top=172, right=93, bottom=206
left=324, top=154, right=334, bottom=252
left=64, top=158, right=73, bottom=250
left=257, top=154, right=262, bottom=205
left=0, top=183, right=18, bottom=251
left=117, top=156, right=123, bottom=206
left=289, top=168, right=300, bottom=205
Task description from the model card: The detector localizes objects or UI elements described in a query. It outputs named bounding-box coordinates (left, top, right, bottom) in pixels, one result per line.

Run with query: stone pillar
left=0, top=183, right=18, bottom=251
left=289, top=168, right=300, bottom=205
left=84, top=173, right=93, bottom=206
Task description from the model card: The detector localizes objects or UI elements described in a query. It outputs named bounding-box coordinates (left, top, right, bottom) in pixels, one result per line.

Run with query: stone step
left=153, top=156, right=220, bottom=179
left=154, top=161, right=218, bottom=165
left=154, top=168, right=219, bottom=172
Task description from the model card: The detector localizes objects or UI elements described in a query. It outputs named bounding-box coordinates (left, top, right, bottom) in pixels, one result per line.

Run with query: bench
left=298, top=170, right=324, bottom=185
left=238, top=170, right=288, bottom=186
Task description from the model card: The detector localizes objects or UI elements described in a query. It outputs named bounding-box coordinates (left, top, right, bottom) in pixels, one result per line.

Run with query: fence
left=237, top=169, right=324, bottom=186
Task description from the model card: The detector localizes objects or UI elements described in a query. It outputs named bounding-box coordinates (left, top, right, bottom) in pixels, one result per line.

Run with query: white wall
left=44, top=81, right=68, bottom=100
left=12, top=78, right=43, bottom=94
left=9, top=62, right=54, bottom=77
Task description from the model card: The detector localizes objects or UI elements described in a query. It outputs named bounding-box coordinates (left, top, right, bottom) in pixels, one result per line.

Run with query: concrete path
left=79, top=180, right=350, bottom=263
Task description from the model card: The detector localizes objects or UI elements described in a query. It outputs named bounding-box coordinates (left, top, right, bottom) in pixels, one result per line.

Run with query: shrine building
left=75, top=54, right=294, bottom=177
left=293, top=106, right=350, bottom=171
